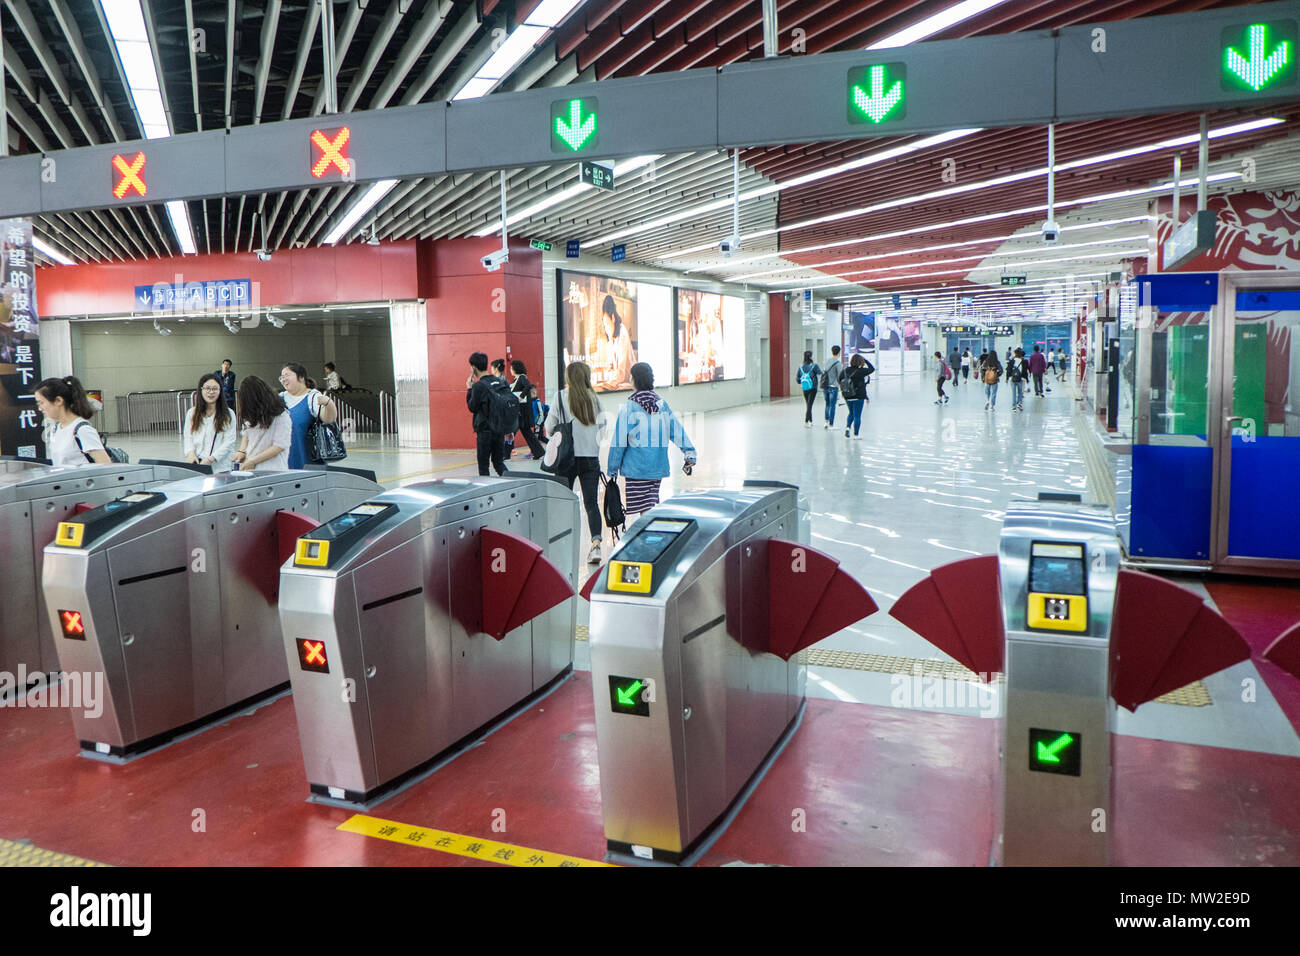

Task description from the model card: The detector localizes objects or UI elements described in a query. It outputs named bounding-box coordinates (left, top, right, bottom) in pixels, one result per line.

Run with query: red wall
left=769, top=292, right=790, bottom=398
left=417, top=237, right=544, bottom=450
left=35, top=241, right=421, bottom=315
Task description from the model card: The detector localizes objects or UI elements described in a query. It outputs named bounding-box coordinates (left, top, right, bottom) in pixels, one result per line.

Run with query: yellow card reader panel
left=607, top=561, right=653, bottom=594
left=1026, top=593, right=1089, bottom=632
left=295, top=538, right=331, bottom=567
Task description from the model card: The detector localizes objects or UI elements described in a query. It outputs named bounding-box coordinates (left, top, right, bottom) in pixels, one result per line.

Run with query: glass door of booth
left=1212, top=272, right=1300, bottom=572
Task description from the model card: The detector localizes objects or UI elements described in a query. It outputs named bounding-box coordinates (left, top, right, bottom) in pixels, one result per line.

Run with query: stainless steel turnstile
left=279, top=475, right=579, bottom=803
left=42, top=468, right=380, bottom=756
left=0, top=461, right=202, bottom=684
left=584, top=481, right=876, bottom=863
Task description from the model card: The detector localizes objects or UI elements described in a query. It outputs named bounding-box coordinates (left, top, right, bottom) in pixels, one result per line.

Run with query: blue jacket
left=606, top=395, right=696, bottom=480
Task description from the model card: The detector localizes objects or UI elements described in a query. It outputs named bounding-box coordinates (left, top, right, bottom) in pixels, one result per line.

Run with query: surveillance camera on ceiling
left=256, top=249, right=272, bottom=262
left=719, top=235, right=742, bottom=256
left=1041, top=219, right=1060, bottom=244
left=481, top=249, right=509, bottom=272
left=267, top=315, right=286, bottom=329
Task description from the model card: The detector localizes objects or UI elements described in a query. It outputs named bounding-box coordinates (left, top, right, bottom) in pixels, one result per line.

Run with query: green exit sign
left=1221, top=21, right=1296, bottom=92
left=608, top=675, right=649, bottom=717
left=1001, top=275, right=1028, bottom=287
left=530, top=239, right=552, bottom=251
left=1029, top=728, right=1081, bottom=776
left=551, top=97, right=599, bottom=153
left=847, top=63, right=906, bottom=124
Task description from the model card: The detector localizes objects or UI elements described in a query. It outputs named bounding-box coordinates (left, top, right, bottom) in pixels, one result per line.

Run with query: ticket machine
left=582, top=482, right=878, bottom=863
left=0, top=461, right=202, bottom=684
left=42, top=468, right=379, bottom=756
left=278, top=475, right=578, bottom=804
left=890, top=495, right=1250, bottom=866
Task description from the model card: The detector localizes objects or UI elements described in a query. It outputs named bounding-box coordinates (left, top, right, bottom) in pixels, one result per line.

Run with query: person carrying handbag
left=543, top=361, right=606, bottom=564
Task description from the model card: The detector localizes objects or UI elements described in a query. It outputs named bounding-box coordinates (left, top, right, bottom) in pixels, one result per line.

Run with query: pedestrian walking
left=821, top=345, right=843, bottom=429
left=184, top=373, right=238, bottom=471
left=981, top=351, right=1003, bottom=410
left=1008, top=348, right=1028, bottom=411
left=841, top=355, right=869, bottom=438
left=797, top=350, right=821, bottom=427
left=607, top=362, right=696, bottom=518
left=544, top=361, right=606, bottom=564
left=231, top=376, right=291, bottom=472
left=933, top=351, right=952, bottom=404
left=36, top=376, right=112, bottom=466
left=1028, top=345, right=1048, bottom=397
left=948, top=347, right=961, bottom=387
left=961, top=348, right=972, bottom=383
left=217, top=359, right=236, bottom=407
left=279, top=363, right=340, bottom=469
left=508, top=359, right=547, bottom=459
left=466, top=351, right=511, bottom=476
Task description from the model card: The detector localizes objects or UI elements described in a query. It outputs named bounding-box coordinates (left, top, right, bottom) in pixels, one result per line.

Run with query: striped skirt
left=623, top=477, right=662, bottom=515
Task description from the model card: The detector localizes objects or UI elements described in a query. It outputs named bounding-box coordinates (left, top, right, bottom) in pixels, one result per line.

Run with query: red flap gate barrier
left=1264, top=621, right=1300, bottom=681
left=479, top=527, right=574, bottom=641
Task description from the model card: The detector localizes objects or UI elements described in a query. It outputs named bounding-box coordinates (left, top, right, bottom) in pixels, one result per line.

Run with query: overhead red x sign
left=301, top=640, right=327, bottom=666
left=310, top=127, right=352, bottom=178
left=111, top=152, right=147, bottom=198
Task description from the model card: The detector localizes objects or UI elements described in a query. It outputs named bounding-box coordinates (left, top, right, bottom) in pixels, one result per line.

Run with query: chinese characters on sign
left=1, top=219, right=44, bottom=458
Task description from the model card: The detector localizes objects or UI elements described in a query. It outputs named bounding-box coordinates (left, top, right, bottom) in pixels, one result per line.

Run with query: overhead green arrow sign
left=1221, top=21, right=1296, bottom=92
left=551, top=97, right=599, bottom=153
left=847, top=63, right=907, bottom=125
left=616, top=680, right=642, bottom=707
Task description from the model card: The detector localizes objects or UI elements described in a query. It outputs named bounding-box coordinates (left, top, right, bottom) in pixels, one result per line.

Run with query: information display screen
left=617, top=524, right=687, bottom=564
left=558, top=271, right=672, bottom=393
left=675, top=289, right=746, bottom=384
left=1028, top=542, right=1086, bottom=595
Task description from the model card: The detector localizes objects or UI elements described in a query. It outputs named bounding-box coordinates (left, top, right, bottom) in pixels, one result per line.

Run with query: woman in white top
left=279, top=362, right=338, bottom=469
left=184, top=373, right=238, bottom=471
left=36, top=376, right=111, bottom=466
left=231, top=375, right=292, bottom=472
left=545, top=361, right=606, bottom=564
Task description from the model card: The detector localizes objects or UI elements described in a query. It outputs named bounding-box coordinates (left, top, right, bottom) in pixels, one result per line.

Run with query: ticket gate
left=890, top=495, right=1251, bottom=866
left=581, top=481, right=878, bottom=863
left=0, top=461, right=203, bottom=685
left=279, top=475, right=579, bottom=804
left=42, top=468, right=380, bottom=757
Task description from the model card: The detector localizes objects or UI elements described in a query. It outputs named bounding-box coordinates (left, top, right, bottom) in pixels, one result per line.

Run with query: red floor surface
left=1204, top=576, right=1300, bottom=737
left=3, top=674, right=1298, bottom=866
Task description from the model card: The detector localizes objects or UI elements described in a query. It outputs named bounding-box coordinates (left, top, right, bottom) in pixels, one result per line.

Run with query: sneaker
left=844, top=428, right=850, bottom=437
left=853, top=434, right=861, bottom=440
left=985, top=402, right=990, bottom=410
left=588, top=539, right=602, bottom=564
left=805, top=421, right=812, bottom=428
left=824, top=421, right=830, bottom=429
left=934, top=399, right=942, bottom=404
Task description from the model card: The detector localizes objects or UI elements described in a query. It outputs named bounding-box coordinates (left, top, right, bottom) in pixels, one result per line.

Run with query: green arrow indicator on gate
left=1035, top=732, right=1075, bottom=765
left=1221, top=22, right=1296, bottom=92
left=616, top=680, right=642, bottom=706
left=552, top=97, right=598, bottom=152
left=848, top=63, right=906, bottom=125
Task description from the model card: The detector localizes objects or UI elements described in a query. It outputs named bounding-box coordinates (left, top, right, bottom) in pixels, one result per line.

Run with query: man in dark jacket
left=466, top=351, right=507, bottom=476
left=948, top=347, right=961, bottom=387
left=218, top=360, right=236, bottom=407
left=1028, top=345, right=1048, bottom=397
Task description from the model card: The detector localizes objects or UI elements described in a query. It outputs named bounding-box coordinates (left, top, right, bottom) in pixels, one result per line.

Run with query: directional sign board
left=551, top=98, right=599, bottom=153
left=1056, top=2, right=1299, bottom=120
left=581, top=161, right=615, bottom=191
left=718, top=32, right=1055, bottom=146
left=608, top=675, right=650, bottom=717
left=1002, top=275, right=1028, bottom=287
left=1029, top=728, right=1081, bottom=776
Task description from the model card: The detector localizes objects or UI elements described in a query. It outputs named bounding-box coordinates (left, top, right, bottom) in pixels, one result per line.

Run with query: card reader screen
left=1028, top=542, right=1086, bottom=595
left=617, top=523, right=688, bottom=564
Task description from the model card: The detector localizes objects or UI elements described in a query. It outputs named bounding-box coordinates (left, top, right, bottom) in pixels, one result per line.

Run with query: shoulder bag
left=307, top=391, right=347, bottom=463
left=540, top=394, right=577, bottom=477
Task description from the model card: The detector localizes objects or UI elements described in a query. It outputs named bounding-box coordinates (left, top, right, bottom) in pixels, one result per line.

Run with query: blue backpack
left=799, top=366, right=815, bottom=391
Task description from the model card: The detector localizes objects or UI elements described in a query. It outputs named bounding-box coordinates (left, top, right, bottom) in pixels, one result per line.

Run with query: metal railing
left=331, top=390, right=398, bottom=437
left=115, top=389, right=196, bottom=436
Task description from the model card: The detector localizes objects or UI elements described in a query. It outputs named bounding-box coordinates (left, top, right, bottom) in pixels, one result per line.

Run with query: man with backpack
left=466, top=351, right=516, bottom=476
left=821, top=345, right=843, bottom=429
left=1008, top=348, right=1028, bottom=410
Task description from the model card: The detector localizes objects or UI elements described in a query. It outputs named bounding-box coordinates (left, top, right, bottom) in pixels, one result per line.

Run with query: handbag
left=307, top=394, right=347, bottom=463
left=540, top=394, right=576, bottom=477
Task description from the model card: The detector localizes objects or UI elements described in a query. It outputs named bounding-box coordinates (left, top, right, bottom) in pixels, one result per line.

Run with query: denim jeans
left=985, top=382, right=998, bottom=407
left=1012, top=380, right=1024, bottom=406
left=823, top=387, right=839, bottom=424
left=845, top=398, right=865, bottom=434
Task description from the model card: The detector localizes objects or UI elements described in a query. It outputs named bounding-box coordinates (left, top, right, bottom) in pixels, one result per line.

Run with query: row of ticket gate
left=5, top=454, right=1300, bottom=865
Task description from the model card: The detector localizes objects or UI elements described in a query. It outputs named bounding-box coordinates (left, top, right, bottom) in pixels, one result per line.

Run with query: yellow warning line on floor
left=377, top=457, right=476, bottom=484
left=0, top=838, right=108, bottom=867
left=338, top=813, right=613, bottom=867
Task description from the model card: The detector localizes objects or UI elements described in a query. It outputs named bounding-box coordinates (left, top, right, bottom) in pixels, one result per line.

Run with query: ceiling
left=6, top=0, right=1297, bottom=319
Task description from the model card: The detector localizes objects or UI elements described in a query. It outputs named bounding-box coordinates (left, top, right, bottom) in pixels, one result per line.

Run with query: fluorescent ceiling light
left=525, top=0, right=584, bottom=28
left=33, top=236, right=75, bottom=265
left=325, top=179, right=400, bottom=245
left=165, top=201, right=198, bottom=255
left=478, top=25, right=548, bottom=80
left=869, top=0, right=1012, bottom=50
left=452, top=77, right=498, bottom=101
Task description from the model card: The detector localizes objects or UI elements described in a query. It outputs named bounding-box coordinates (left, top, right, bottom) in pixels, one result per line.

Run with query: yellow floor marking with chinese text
left=338, top=813, right=613, bottom=867
left=0, top=837, right=108, bottom=867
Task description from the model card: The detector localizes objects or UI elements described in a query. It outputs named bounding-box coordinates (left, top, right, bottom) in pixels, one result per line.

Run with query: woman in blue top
left=607, top=363, right=697, bottom=517
left=278, top=362, right=339, bottom=469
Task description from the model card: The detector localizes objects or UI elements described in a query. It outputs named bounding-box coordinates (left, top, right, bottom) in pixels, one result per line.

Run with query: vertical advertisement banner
left=0, top=219, right=43, bottom=458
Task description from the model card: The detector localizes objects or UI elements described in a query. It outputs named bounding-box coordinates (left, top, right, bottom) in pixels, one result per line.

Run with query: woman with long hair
left=184, top=372, right=238, bottom=470
left=231, top=375, right=291, bottom=472
left=545, top=361, right=606, bottom=564
left=279, top=362, right=338, bottom=469
left=35, top=376, right=111, bottom=466
left=607, top=362, right=696, bottom=517
left=508, top=359, right=547, bottom=459
left=599, top=294, right=634, bottom=390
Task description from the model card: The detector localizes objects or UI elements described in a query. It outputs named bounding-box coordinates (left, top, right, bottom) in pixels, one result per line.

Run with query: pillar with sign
left=0, top=219, right=43, bottom=457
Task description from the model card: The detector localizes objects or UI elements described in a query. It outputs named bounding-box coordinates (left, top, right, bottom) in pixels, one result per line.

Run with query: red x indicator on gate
left=309, top=127, right=352, bottom=178
left=60, top=610, right=86, bottom=639
left=297, top=639, right=330, bottom=673
left=111, top=152, right=147, bottom=198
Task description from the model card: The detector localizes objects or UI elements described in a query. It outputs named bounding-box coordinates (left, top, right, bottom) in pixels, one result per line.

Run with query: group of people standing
left=797, top=346, right=875, bottom=438
left=939, top=344, right=1067, bottom=411
left=467, top=354, right=696, bottom=565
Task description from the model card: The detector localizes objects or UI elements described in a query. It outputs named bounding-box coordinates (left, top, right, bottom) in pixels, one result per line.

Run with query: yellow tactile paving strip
left=0, top=838, right=109, bottom=867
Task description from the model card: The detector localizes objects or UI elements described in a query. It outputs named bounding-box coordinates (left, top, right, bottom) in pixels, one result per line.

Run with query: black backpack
left=484, top=378, right=519, bottom=435
left=602, top=474, right=626, bottom=542
left=74, top=420, right=129, bottom=464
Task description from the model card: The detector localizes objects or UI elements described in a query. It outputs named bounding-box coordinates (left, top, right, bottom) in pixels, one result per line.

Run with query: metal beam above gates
left=2, top=1, right=1296, bottom=220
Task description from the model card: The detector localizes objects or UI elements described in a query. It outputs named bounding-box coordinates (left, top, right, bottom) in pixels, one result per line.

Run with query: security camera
left=481, top=249, right=509, bottom=272
left=256, top=249, right=272, bottom=262
left=1041, top=219, right=1060, bottom=244
left=267, top=315, right=286, bottom=329
left=719, top=235, right=742, bottom=256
